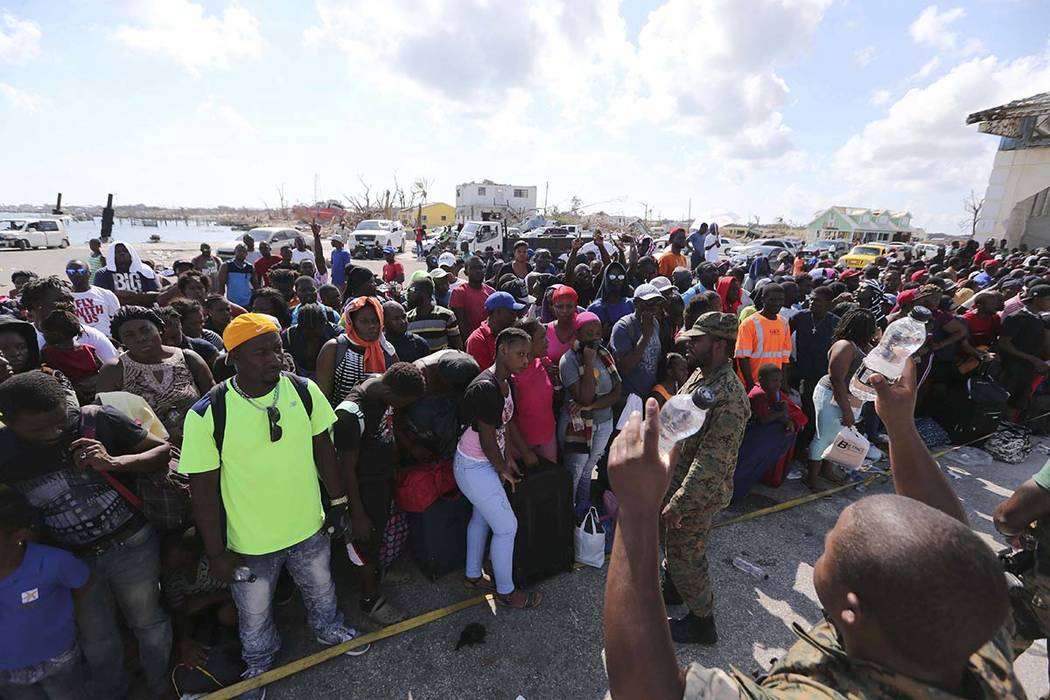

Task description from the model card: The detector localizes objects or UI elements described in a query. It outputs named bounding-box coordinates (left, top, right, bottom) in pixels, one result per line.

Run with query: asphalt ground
left=252, top=441, right=1050, bottom=699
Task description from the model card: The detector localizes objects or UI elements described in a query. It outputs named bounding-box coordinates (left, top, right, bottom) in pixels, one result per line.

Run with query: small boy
left=40, top=307, right=102, bottom=405
left=748, top=364, right=801, bottom=435
left=648, top=353, right=689, bottom=407
left=0, top=489, right=91, bottom=698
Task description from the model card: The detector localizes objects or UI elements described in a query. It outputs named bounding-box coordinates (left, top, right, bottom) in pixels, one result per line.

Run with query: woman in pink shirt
left=510, top=319, right=558, bottom=462
left=546, top=285, right=578, bottom=363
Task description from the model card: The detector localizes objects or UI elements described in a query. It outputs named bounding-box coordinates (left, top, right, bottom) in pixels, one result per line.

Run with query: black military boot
left=669, top=612, right=718, bottom=645
left=662, top=570, right=683, bottom=606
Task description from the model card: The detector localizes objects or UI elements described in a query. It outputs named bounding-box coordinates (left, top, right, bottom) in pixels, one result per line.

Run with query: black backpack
left=206, top=371, right=313, bottom=454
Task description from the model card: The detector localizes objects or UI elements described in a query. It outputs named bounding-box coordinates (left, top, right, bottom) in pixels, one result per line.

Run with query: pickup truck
left=0, top=216, right=71, bottom=249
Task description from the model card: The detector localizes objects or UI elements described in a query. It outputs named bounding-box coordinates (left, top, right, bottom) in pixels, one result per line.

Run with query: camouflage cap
left=678, top=311, right=738, bottom=341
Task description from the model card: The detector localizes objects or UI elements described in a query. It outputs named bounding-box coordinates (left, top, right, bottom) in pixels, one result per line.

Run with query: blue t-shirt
left=587, top=297, right=634, bottom=330
left=331, top=249, right=352, bottom=288
left=687, top=232, right=705, bottom=268
left=225, top=260, right=254, bottom=307
left=610, top=313, right=662, bottom=399
left=0, top=543, right=89, bottom=669
left=681, top=281, right=708, bottom=306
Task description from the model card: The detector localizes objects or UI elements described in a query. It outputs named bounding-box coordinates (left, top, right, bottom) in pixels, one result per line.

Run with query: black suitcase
left=408, top=494, right=472, bottom=581
left=508, top=461, right=575, bottom=586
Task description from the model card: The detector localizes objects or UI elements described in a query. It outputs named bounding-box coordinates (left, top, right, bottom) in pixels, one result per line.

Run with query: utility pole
left=52, top=193, right=63, bottom=215
left=543, top=181, right=549, bottom=215
left=687, top=198, right=691, bottom=223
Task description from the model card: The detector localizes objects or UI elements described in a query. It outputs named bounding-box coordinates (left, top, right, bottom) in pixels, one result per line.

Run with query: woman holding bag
left=807, top=309, right=877, bottom=490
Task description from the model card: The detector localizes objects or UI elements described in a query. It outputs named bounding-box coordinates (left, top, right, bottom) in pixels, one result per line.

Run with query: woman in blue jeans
left=455, top=327, right=544, bottom=609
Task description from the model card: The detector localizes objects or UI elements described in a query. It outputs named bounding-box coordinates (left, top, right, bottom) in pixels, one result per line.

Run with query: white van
left=455, top=221, right=504, bottom=254
left=0, top=216, right=71, bottom=249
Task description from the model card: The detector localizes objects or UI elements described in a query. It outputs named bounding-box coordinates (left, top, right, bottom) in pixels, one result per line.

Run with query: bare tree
left=962, top=189, right=985, bottom=237
left=275, top=184, right=287, bottom=218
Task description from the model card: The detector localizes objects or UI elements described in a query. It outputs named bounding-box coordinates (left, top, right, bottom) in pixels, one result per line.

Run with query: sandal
left=463, top=574, right=496, bottom=591
left=496, top=590, right=543, bottom=609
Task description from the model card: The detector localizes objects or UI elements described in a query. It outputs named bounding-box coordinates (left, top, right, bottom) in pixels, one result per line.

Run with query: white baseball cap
left=438, top=252, right=457, bottom=268
left=649, top=276, right=673, bottom=293
left=633, top=283, right=663, bottom=301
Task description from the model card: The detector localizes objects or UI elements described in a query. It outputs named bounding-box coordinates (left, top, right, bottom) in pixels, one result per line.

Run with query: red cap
left=840, top=269, right=861, bottom=279
left=910, top=270, right=928, bottom=283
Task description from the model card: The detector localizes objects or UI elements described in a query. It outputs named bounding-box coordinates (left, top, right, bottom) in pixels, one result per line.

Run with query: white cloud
left=113, top=0, right=262, bottom=74
left=197, top=97, right=256, bottom=134
left=910, top=56, right=942, bottom=82
left=306, top=0, right=831, bottom=161
left=909, top=6, right=983, bottom=55
left=869, top=89, right=892, bottom=106
left=0, top=83, right=42, bottom=111
left=835, top=49, right=1050, bottom=193
left=0, top=11, right=41, bottom=64
left=854, top=45, right=875, bottom=67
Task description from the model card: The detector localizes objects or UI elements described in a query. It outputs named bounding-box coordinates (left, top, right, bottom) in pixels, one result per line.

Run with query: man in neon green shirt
left=180, top=313, right=369, bottom=699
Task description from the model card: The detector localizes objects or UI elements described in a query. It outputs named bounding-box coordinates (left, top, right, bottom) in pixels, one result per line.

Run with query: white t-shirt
left=704, top=232, right=721, bottom=263
left=245, top=250, right=263, bottom=265
left=36, top=323, right=119, bottom=363
left=291, top=249, right=314, bottom=265
left=71, top=286, right=120, bottom=337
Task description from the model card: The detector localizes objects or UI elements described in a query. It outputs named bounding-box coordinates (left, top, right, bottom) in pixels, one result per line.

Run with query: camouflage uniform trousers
left=663, top=480, right=732, bottom=618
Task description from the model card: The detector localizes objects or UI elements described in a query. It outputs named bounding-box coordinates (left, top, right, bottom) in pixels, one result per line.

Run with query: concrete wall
left=977, top=146, right=1050, bottom=245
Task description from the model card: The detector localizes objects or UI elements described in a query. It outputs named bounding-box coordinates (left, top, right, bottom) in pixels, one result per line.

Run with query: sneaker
left=238, top=666, right=268, bottom=700
left=866, top=444, right=883, bottom=462
left=785, top=463, right=806, bottom=481
left=362, top=595, right=407, bottom=625
left=316, top=626, right=371, bottom=656
left=668, top=613, right=718, bottom=645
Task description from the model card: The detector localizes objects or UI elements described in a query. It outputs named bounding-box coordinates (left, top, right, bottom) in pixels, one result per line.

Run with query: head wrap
left=223, top=313, right=280, bottom=352
left=106, top=240, right=156, bottom=279
left=574, top=311, right=601, bottom=331
left=343, top=296, right=387, bottom=373
left=715, top=276, right=741, bottom=314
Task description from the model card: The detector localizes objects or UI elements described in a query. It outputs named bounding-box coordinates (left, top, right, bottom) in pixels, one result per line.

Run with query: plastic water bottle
left=849, top=306, right=932, bottom=402
left=732, top=556, right=768, bottom=580
left=658, top=387, right=717, bottom=455
left=232, top=566, right=257, bottom=583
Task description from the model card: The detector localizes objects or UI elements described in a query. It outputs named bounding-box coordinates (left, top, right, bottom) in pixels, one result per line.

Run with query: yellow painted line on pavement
left=203, top=593, right=493, bottom=699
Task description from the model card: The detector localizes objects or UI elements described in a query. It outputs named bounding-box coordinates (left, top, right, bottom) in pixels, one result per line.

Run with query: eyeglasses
left=608, top=274, right=625, bottom=281
left=266, top=406, right=283, bottom=442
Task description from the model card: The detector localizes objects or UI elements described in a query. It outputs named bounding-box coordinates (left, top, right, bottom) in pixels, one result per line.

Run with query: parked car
left=345, top=219, right=406, bottom=253
left=217, top=226, right=301, bottom=261
left=913, top=242, right=941, bottom=261
left=727, top=238, right=796, bottom=260
left=839, top=243, right=889, bottom=269
left=802, top=239, right=850, bottom=257
left=0, top=216, right=71, bottom=250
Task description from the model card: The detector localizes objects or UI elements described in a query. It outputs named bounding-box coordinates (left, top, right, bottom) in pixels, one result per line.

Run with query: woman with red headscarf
left=316, top=296, right=398, bottom=404
left=546, top=285, right=579, bottom=364
left=715, top=276, right=742, bottom=315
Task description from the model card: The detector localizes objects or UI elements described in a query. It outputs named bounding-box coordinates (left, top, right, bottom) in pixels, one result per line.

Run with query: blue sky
left=1, top=0, right=1048, bottom=233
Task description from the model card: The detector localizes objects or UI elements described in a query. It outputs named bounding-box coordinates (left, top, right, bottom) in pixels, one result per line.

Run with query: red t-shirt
left=254, top=255, right=282, bottom=284
left=450, top=283, right=495, bottom=337
left=466, top=321, right=496, bottom=371
left=382, top=261, right=405, bottom=283
left=512, top=357, right=556, bottom=445
left=972, top=249, right=993, bottom=266
left=962, top=310, right=1001, bottom=347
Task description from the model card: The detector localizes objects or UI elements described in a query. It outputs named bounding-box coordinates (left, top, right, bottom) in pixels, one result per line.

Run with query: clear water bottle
left=849, top=306, right=932, bottom=402
left=732, top=556, right=768, bottom=580
left=232, top=566, right=257, bottom=583
left=658, top=387, right=717, bottom=455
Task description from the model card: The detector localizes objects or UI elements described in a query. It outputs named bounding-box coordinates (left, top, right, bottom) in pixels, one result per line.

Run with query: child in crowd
left=648, top=352, right=688, bottom=407
left=40, top=307, right=102, bottom=404
left=0, top=489, right=91, bottom=699
left=748, top=363, right=802, bottom=435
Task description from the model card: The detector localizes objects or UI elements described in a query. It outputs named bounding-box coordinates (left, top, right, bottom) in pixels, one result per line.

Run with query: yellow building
left=399, top=202, right=455, bottom=228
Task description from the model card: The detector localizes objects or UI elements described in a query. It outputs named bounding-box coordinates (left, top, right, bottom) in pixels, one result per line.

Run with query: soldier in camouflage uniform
left=604, top=352, right=1024, bottom=700
left=994, top=457, right=1050, bottom=664
left=662, top=312, right=751, bottom=644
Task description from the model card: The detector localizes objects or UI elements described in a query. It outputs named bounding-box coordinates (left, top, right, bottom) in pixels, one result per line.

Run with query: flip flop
left=463, top=574, right=496, bottom=591
left=496, top=590, right=543, bottom=609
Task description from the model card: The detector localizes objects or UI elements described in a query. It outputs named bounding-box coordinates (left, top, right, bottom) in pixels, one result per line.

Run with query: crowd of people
left=1, top=221, right=1050, bottom=699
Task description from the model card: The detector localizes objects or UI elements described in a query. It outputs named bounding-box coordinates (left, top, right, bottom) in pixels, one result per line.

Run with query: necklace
left=231, top=376, right=280, bottom=411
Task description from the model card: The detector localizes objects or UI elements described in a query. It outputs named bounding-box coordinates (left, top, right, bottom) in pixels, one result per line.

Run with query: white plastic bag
left=616, top=393, right=643, bottom=431
left=821, top=426, right=870, bottom=470
left=574, top=507, right=606, bottom=568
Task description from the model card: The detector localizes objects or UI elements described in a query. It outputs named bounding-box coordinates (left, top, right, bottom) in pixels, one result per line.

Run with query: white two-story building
left=455, top=180, right=537, bottom=223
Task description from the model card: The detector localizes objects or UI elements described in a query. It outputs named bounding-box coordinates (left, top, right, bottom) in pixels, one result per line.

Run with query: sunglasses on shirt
left=267, top=406, right=283, bottom=442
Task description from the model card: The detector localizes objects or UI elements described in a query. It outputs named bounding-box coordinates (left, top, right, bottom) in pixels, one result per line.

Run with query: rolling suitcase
left=508, top=460, right=575, bottom=585
left=408, top=494, right=472, bottom=581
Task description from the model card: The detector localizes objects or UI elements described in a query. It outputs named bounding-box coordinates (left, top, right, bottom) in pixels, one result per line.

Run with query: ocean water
left=66, top=218, right=239, bottom=246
